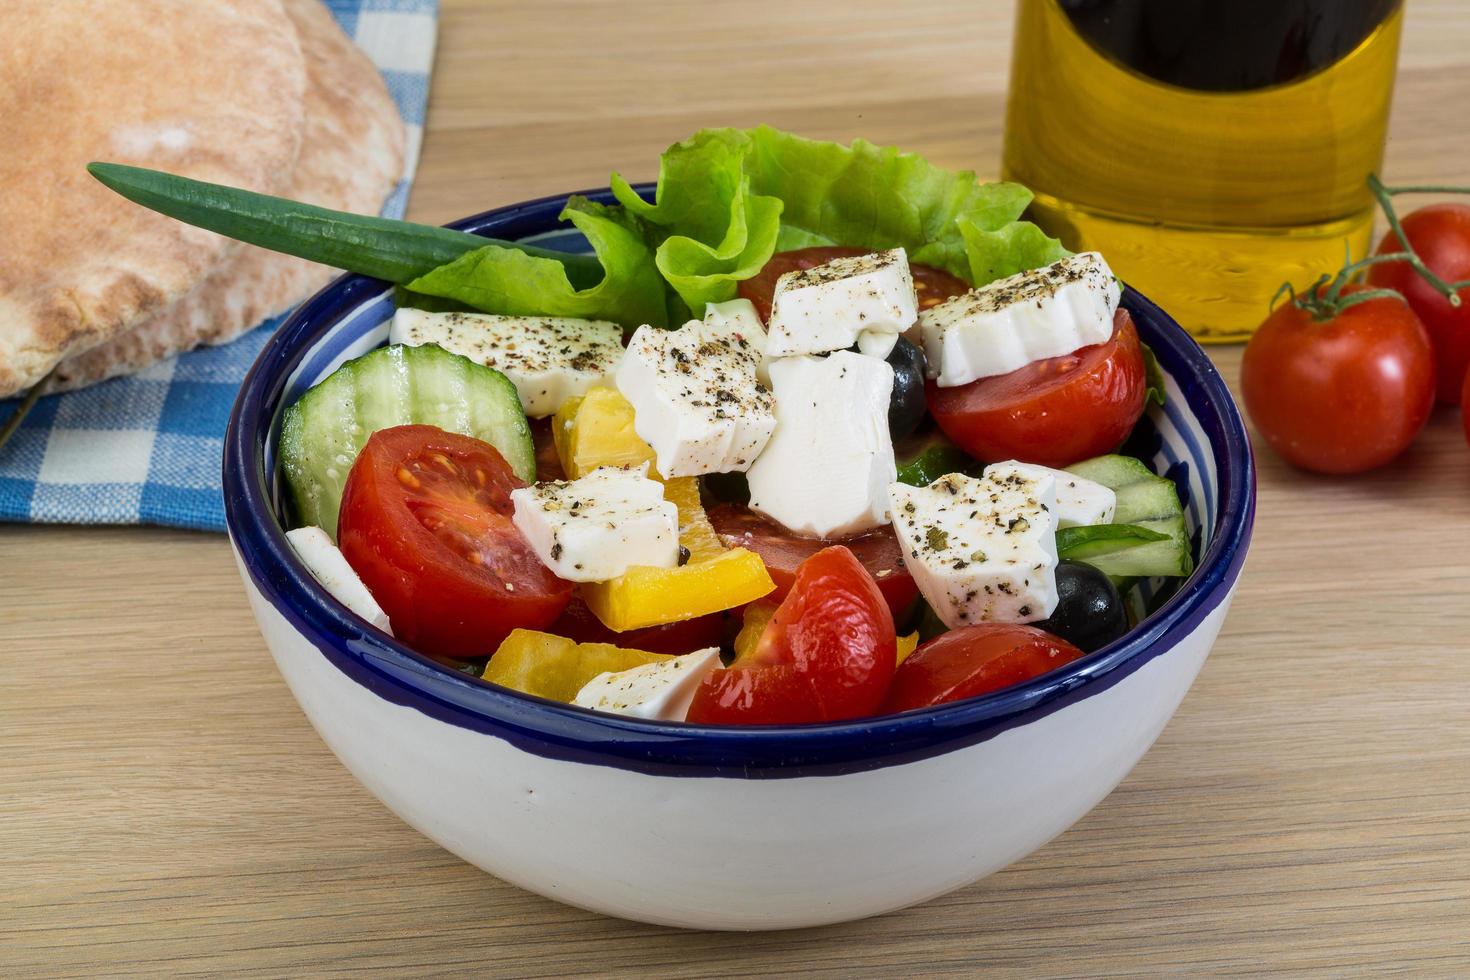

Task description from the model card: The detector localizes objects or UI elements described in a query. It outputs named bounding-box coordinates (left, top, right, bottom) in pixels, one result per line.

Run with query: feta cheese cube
left=703, top=297, right=770, bottom=385
left=615, top=318, right=775, bottom=477
left=983, top=460, right=1115, bottom=528
left=285, top=526, right=393, bottom=634
left=571, top=647, right=724, bottom=721
left=510, top=465, right=678, bottom=582
left=390, top=309, right=624, bottom=417
left=747, top=351, right=896, bottom=538
left=889, top=471, right=1059, bottom=628
left=920, top=252, right=1122, bottom=388
left=766, top=248, right=918, bottom=358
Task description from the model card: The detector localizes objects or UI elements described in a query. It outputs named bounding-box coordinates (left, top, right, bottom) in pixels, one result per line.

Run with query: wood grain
left=5, top=1, right=1470, bottom=975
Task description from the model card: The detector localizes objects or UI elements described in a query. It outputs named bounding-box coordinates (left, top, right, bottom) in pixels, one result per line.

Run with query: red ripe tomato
left=881, top=624, right=1086, bottom=714
left=1463, top=370, right=1470, bottom=448
left=685, top=545, right=896, bottom=725
left=705, top=503, right=919, bottom=619
left=1240, top=287, right=1434, bottom=474
left=1367, top=204, right=1470, bottom=404
left=548, top=595, right=728, bottom=655
left=737, top=246, right=971, bottom=323
left=338, top=425, right=572, bottom=658
left=927, top=308, right=1147, bottom=469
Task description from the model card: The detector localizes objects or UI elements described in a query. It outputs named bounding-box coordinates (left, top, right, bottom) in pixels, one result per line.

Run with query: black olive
left=885, top=335, right=928, bottom=440
left=1033, top=560, right=1128, bottom=653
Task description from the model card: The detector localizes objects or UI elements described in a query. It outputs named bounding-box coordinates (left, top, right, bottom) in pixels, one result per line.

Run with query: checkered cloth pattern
left=0, top=0, right=438, bottom=532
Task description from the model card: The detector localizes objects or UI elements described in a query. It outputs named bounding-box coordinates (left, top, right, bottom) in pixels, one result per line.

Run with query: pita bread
left=0, top=0, right=307, bottom=398
left=51, top=0, right=406, bottom=391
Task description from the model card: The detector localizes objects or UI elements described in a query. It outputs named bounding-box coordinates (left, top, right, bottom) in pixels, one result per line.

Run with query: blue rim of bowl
left=224, top=185, right=1255, bottom=780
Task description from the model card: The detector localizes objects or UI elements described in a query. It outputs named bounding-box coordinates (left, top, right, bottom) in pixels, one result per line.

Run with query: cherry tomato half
left=686, top=545, right=896, bottom=725
left=549, top=595, right=728, bottom=656
left=1367, top=203, right=1470, bottom=405
left=338, top=425, right=572, bottom=658
left=737, top=246, right=971, bottom=323
left=1240, top=286, right=1434, bottom=475
left=881, top=624, right=1086, bottom=714
left=927, top=308, right=1147, bottom=469
left=706, top=503, right=919, bottom=619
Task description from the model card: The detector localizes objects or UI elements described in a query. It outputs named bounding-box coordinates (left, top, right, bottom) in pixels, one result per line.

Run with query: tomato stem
left=1278, top=175, right=1470, bottom=321
left=1367, top=174, right=1464, bottom=308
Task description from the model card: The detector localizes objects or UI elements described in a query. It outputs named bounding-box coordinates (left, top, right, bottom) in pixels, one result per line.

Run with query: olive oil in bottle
left=1002, top=0, right=1403, bottom=342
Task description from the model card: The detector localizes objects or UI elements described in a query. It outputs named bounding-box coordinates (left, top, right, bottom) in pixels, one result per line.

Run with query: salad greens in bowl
left=97, top=127, right=1253, bottom=928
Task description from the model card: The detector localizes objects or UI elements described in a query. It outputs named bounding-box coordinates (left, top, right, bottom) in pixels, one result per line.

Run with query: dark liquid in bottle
left=1061, top=0, right=1399, bottom=91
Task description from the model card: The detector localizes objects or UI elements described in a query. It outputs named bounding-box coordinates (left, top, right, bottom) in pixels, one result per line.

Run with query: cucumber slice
left=280, top=343, right=534, bottom=537
left=1063, top=455, right=1194, bottom=581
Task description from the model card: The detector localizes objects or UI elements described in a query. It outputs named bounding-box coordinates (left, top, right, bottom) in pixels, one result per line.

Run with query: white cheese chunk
left=390, top=308, right=624, bottom=418
left=703, top=297, right=771, bottom=385
left=983, top=460, right=1116, bottom=528
left=766, top=248, right=918, bottom=358
left=748, top=351, right=896, bottom=538
left=889, top=471, right=1059, bottom=628
left=285, top=526, right=393, bottom=635
left=510, top=465, right=678, bottom=582
left=920, top=251, right=1122, bottom=388
left=615, top=318, right=775, bottom=477
left=572, top=647, right=724, bottom=721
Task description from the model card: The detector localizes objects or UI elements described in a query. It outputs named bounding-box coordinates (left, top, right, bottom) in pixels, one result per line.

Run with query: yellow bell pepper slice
left=483, top=629, right=672, bottom=702
left=583, top=549, right=774, bottom=631
left=732, top=600, right=779, bottom=662
left=896, top=632, right=920, bottom=664
left=552, top=387, right=656, bottom=479
left=552, top=386, right=774, bottom=630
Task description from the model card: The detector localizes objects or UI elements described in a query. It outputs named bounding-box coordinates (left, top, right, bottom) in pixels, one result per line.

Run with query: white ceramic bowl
left=225, top=188, right=1255, bottom=930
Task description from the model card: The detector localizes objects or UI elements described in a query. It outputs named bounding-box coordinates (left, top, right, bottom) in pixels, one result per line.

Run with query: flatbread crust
left=51, top=0, right=406, bottom=391
left=0, top=0, right=309, bottom=397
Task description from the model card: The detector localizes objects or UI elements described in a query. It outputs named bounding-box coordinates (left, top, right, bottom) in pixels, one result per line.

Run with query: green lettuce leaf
left=405, top=196, right=669, bottom=328
left=738, top=125, right=1066, bottom=285
left=1140, top=341, right=1167, bottom=408
left=610, top=130, right=783, bottom=316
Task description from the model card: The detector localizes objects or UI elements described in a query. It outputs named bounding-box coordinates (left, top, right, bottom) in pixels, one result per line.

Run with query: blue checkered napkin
left=0, top=0, right=438, bottom=532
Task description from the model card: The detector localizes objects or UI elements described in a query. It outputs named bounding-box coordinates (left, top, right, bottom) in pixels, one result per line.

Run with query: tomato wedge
left=738, top=246, right=971, bottom=323
left=686, top=546, right=895, bottom=725
left=706, top=503, right=918, bottom=619
left=928, top=308, right=1147, bottom=468
left=881, top=624, right=1086, bottom=714
left=338, top=424, right=572, bottom=658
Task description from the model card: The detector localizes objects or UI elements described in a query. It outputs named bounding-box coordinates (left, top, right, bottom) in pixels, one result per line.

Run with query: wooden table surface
left=6, top=1, right=1469, bottom=975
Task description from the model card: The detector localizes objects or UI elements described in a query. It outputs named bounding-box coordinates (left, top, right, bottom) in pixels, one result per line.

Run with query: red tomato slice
left=881, top=624, right=1086, bottom=714
left=686, top=546, right=896, bottom=725
left=338, top=424, right=572, bottom=658
left=549, top=595, right=729, bottom=655
left=706, top=503, right=919, bottom=619
left=927, top=308, right=1147, bottom=469
left=738, top=246, right=971, bottom=323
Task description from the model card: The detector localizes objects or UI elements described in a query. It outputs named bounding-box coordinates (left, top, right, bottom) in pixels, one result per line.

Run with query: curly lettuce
left=412, top=126, right=1068, bottom=325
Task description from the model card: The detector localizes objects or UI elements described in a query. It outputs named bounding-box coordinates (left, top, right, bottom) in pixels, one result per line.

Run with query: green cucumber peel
left=1056, top=522, right=1169, bottom=559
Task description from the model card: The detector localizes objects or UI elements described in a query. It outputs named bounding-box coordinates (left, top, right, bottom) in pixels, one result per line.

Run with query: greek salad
left=267, top=128, right=1194, bottom=726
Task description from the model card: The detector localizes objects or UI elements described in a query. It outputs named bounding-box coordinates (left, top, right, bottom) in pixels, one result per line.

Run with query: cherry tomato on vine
left=1367, top=203, right=1470, bottom=404
left=1241, top=286, right=1435, bottom=475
